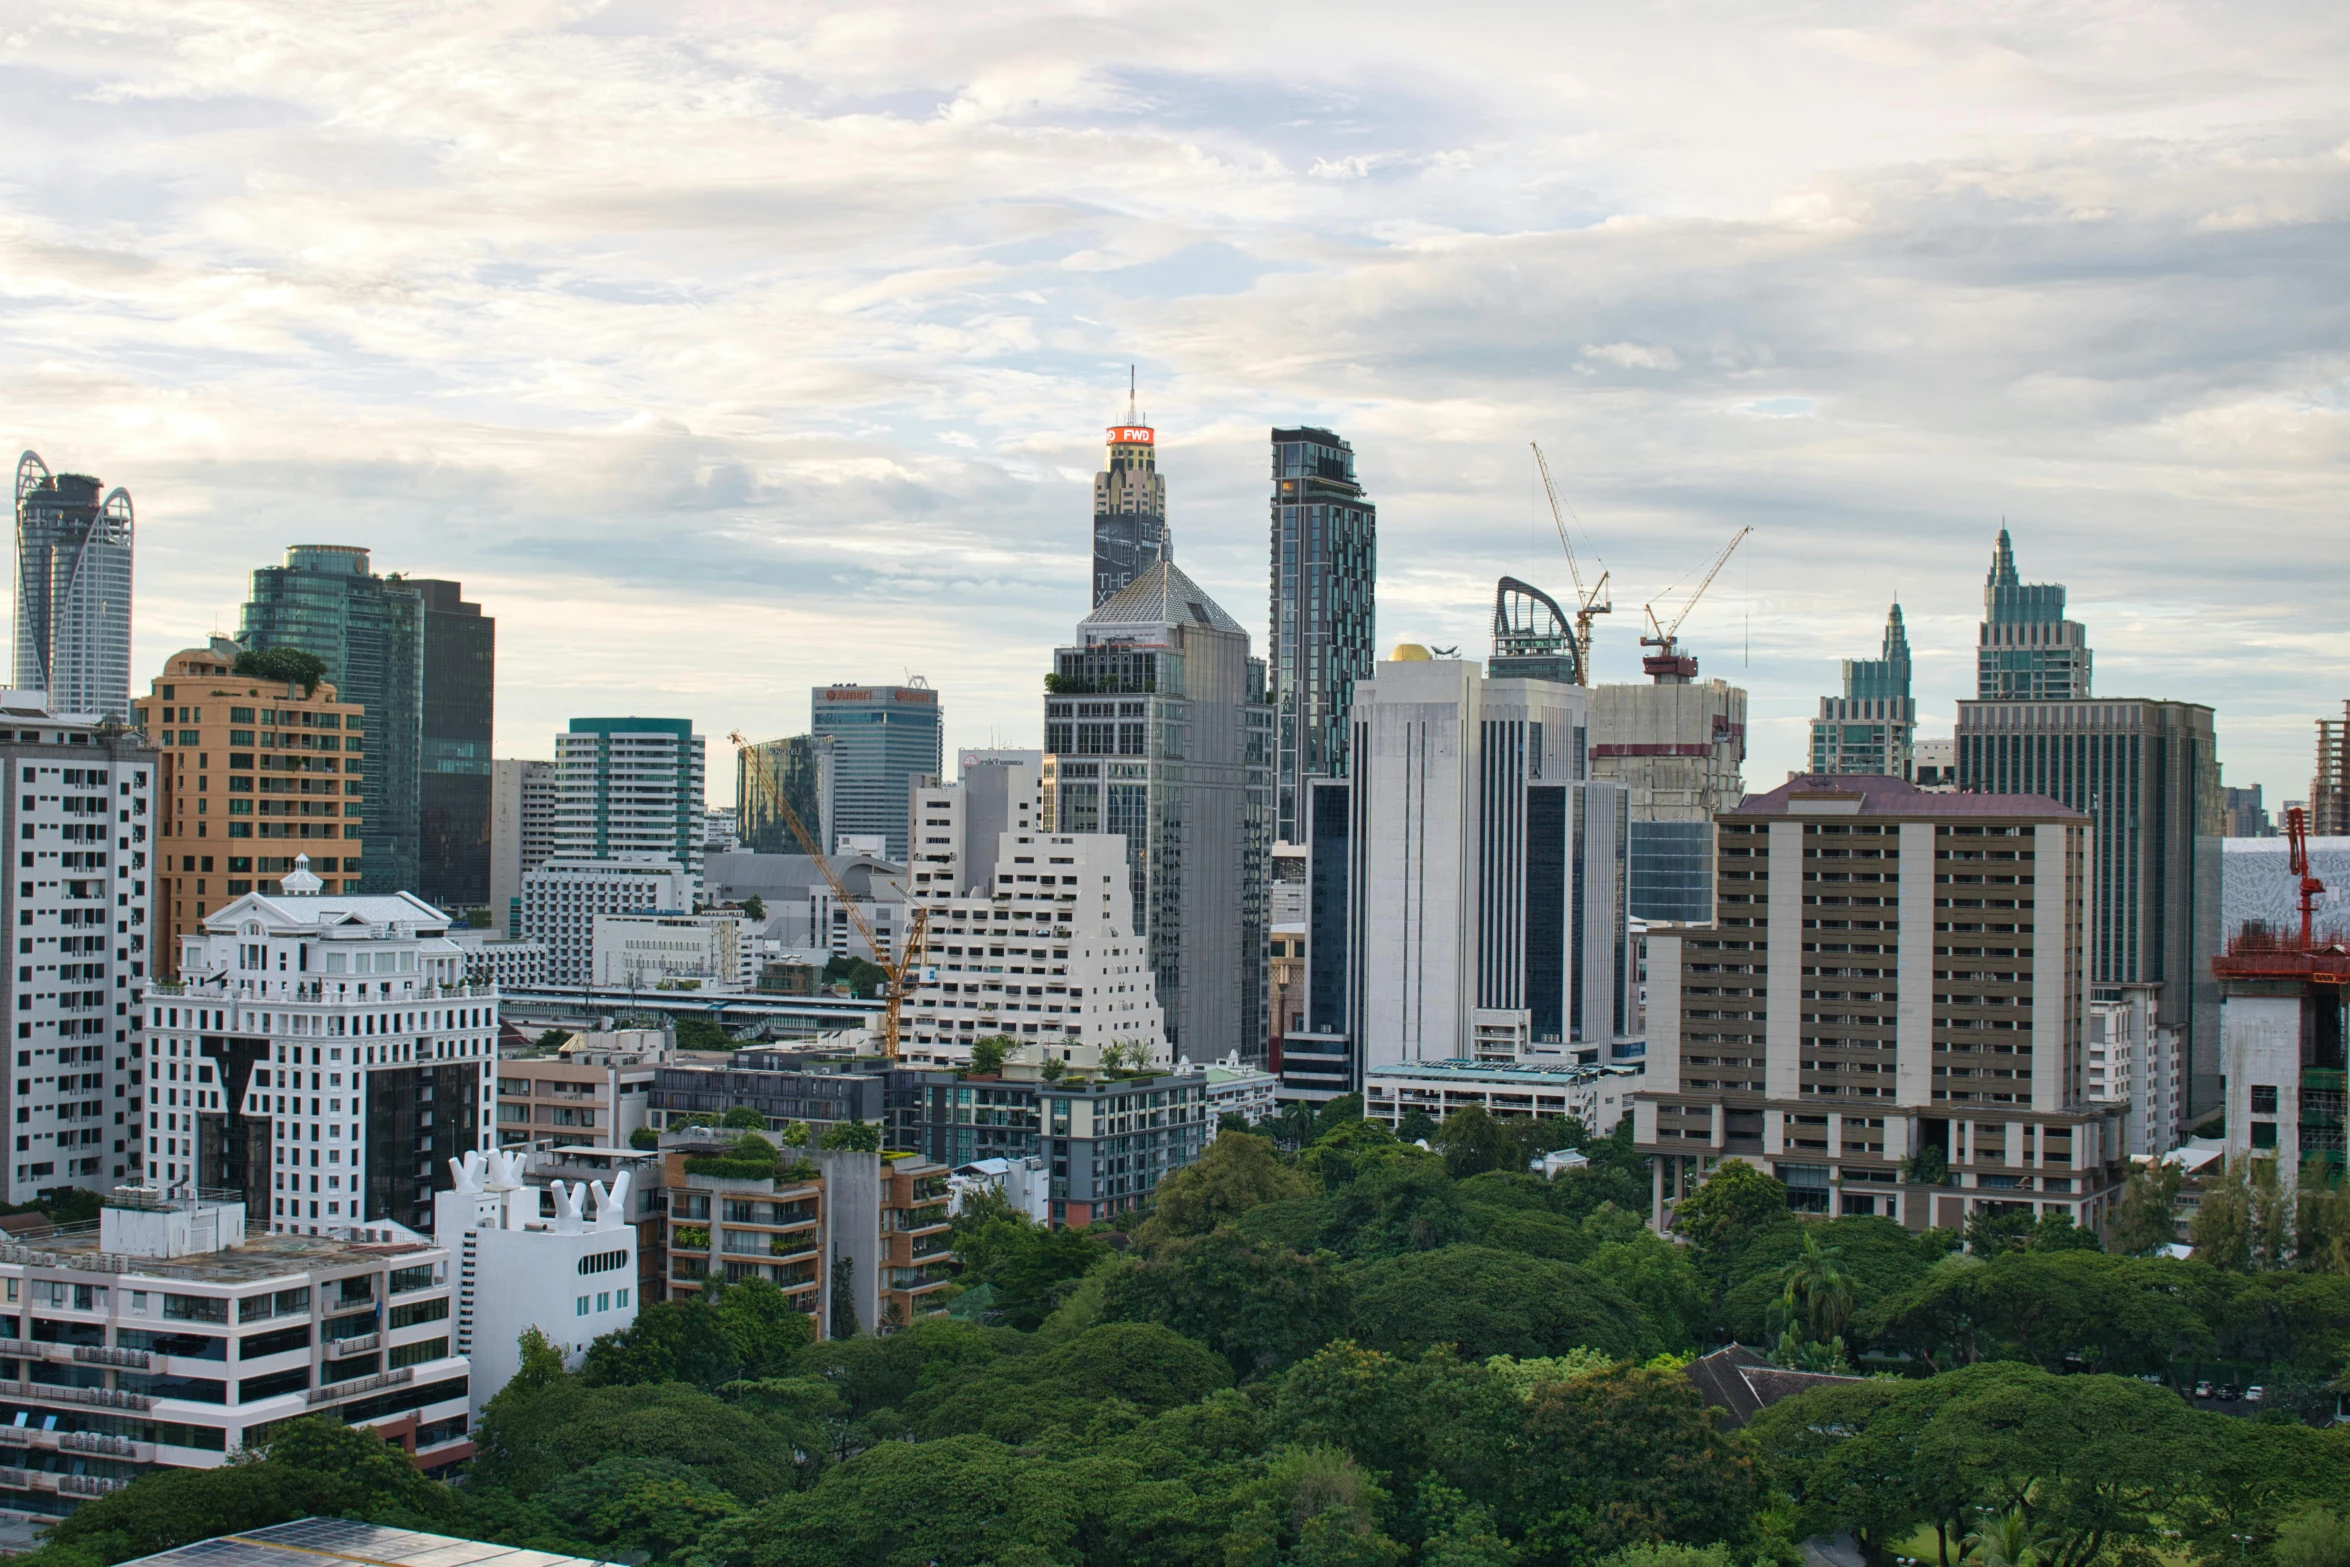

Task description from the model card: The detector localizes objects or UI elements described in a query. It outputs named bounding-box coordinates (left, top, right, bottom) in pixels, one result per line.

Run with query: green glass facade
left=239, top=546, right=424, bottom=896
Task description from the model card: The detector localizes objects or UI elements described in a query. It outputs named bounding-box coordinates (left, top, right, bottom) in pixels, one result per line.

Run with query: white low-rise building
left=434, top=1149, right=638, bottom=1419
left=591, top=912, right=750, bottom=992
left=1183, top=1051, right=1277, bottom=1128
left=148, top=858, right=499, bottom=1237
left=0, top=1192, right=471, bottom=1504
left=946, top=1154, right=1049, bottom=1224
left=519, top=856, right=692, bottom=986
left=447, top=929, right=550, bottom=992
left=2088, top=985, right=2183, bottom=1158
left=1366, top=1057, right=1645, bottom=1138
left=902, top=831, right=1164, bottom=1069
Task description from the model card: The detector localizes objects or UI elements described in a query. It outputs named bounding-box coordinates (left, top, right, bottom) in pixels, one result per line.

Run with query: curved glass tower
left=13, top=451, right=133, bottom=721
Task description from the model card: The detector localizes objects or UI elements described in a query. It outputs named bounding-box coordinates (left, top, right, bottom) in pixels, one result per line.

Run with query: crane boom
left=1639, top=526, right=1750, bottom=683
left=2287, top=805, right=2324, bottom=952
left=730, top=731, right=926, bottom=1061
left=1530, top=442, right=1611, bottom=685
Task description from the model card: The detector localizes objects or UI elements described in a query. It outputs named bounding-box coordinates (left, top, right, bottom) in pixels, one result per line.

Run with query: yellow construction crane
left=729, top=732, right=928, bottom=1063
left=1640, top=527, right=1750, bottom=684
left=1530, top=442, right=1610, bottom=685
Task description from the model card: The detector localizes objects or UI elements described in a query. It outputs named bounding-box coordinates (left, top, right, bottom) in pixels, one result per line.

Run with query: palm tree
left=1964, top=1508, right=2050, bottom=1567
left=1777, top=1229, right=1857, bottom=1345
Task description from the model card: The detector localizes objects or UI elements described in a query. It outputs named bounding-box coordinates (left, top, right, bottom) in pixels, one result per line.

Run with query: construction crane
left=1640, top=527, right=1750, bottom=684
left=729, top=732, right=928, bottom=1062
left=1530, top=442, right=1610, bottom=685
left=2287, top=805, right=2325, bottom=952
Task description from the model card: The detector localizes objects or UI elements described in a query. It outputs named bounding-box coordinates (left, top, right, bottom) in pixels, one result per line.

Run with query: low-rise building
left=433, top=1148, right=639, bottom=1419
left=1186, top=1051, right=1278, bottom=1127
left=649, top=1049, right=887, bottom=1138
left=447, top=929, right=549, bottom=992
left=2088, top=984, right=2183, bottom=1157
left=519, top=856, right=692, bottom=987
left=0, top=1191, right=469, bottom=1512
left=494, top=1034, right=666, bottom=1150
left=946, top=1154, right=1049, bottom=1222
left=1365, top=1058, right=1645, bottom=1137
left=591, top=912, right=750, bottom=992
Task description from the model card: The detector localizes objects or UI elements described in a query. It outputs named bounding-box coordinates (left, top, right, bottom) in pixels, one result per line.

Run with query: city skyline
left=3, top=5, right=2344, bottom=804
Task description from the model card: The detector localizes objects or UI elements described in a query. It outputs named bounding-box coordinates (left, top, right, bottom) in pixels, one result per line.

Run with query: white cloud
left=0, top=0, right=2343, bottom=797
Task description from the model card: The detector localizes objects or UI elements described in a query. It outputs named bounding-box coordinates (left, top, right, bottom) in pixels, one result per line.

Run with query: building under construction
left=2312, top=701, right=2350, bottom=837
left=1588, top=679, right=1748, bottom=924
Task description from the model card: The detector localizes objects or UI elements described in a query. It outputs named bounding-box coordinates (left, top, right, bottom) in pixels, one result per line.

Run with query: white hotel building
left=142, top=857, right=498, bottom=1235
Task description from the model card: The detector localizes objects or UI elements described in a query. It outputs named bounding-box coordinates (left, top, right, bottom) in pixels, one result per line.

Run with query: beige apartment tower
left=133, top=639, right=365, bottom=951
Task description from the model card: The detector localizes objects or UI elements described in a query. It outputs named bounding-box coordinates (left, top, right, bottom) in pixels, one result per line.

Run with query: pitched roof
left=1682, top=1345, right=1862, bottom=1428
left=1081, top=561, right=1245, bottom=637
left=201, top=888, right=452, bottom=933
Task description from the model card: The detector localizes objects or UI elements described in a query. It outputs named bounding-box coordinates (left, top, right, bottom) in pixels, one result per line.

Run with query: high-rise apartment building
left=12, top=452, right=134, bottom=723
left=1977, top=529, right=2091, bottom=700
left=737, top=734, right=835, bottom=856
left=1633, top=774, right=2125, bottom=1234
left=1808, top=603, right=1915, bottom=778
left=1090, top=408, right=1166, bottom=608
left=240, top=547, right=424, bottom=897
left=488, top=758, right=557, bottom=930
left=1956, top=697, right=2223, bottom=1113
left=811, top=685, right=940, bottom=863
left=134, top=640, right=365, bottom=949
left=552, top=719, right=706, bottom=903
left=1266, top=427, right=1376, bottom=844
left=1043, top=562, right=1272, bottom=1063
left=412, top=581, right=494, bottom=914
left=1336, top=649, right=1636, bottom=1078
left=2, top=701, right=155, bottom=1202
left=151, top=864, right=498, bottom=1234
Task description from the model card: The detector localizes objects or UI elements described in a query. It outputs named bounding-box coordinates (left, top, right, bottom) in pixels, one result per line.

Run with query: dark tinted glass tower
left=1268, top=427, right=1376, bottom=844
left=811, top=685, right=941, bottom=862
left=240, top=546, right=425, bottom=896
left=412, top=580, right=494, bottom=911
left=1091, top=404, right=1166, bottom=607
left=13, top=452, right=133, bottom=722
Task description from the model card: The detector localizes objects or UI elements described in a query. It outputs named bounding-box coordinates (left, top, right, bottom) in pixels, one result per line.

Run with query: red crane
left=2286, top=804, right=2325, bottom=951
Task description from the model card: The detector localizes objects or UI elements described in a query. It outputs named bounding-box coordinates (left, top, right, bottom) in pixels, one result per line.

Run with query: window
left=388, top=1297, right=448, bottom=1329
left=2250, top=1085, right=2279, bottom=1115
left=575, top=1295, right=590, bottom=1317
left=390, top=1336, right=447, bottom=1369
left=2251, top=1122, right=2279, bottom=1149
left=388, top=1264, right=436, bottom=1294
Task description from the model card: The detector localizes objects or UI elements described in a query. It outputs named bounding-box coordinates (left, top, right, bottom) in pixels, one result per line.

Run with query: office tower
left=1808, top=603, right=1915, bottom=778
left=1091, top=407, right=1166, bottom=607
left=521, top=858, right=694, bottom=986
left=1956, top=696, right=2222, bottom=1114
left=412, top=581, right=495, bottom=913
left=1278, top=776, right=1359, bottom=1102
left=900, top=828, right=1164, bottom=1069
left=1267, top=427, right=1377, bottom=843
left=1977, top=528, right=2091, bottom=700
left=1043, top=562, right=1272, bottom=1063
left=812, top=685, right=941, bottom=863
left=2313, top=703, right=2350, bottom=836
left=1, top=701, right=155, bottom=1201
left=151, top=862, right=497, bottom=1233
left=552, top=718, right=706, bottom=903
left=134, top=639, right=366, bottom=949
left=2220, top=785, right=2273, bottom=839
left=1339, top=648, right=1635, bottom=1079
left=240, top=547, right=424, bottom=896
left=736, top=734, right=835, bottom=855
left=488, top=758, right=557, bottom=928
left=13, top=452, right=133, bottom=723
left=1633, top=774, right=2120, bottom=1233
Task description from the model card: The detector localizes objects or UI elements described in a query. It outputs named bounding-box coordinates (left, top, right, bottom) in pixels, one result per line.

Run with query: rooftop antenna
left=1128, top=364, right=1137, bottom=422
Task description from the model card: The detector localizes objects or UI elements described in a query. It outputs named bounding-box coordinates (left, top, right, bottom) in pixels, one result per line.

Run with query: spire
left=279, top=853, right=322, bottom=895
left=1128, top=364, right=1136, bottom=423
left=1989, top=525, right=2017, bottom=587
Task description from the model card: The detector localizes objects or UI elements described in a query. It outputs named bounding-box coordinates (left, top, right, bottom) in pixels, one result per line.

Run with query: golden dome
left=1389, top=642, right=1434, bottom=662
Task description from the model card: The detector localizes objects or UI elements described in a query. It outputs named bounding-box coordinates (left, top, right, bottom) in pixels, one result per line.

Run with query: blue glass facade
left=811, top=684, right=942, bottom=862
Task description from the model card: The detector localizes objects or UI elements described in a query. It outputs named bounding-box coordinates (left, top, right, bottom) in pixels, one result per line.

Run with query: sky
left=2, top=0, right=2345, bottom=809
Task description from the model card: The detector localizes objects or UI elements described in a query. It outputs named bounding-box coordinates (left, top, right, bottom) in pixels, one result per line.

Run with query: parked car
left=2216, top=1384, right=2241, bottom=1402
left=2194, top=1380, right=2215, bottom=1398
left=2245, top=1385, right=2266, bottom=1403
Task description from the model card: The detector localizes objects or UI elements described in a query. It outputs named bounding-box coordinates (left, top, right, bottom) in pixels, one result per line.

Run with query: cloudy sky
left=3, top=0, right=2345, bottom=806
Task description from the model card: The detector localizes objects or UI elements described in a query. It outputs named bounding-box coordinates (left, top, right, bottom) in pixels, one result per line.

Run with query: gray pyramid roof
left=1081, top=560, right=1245, bottom=637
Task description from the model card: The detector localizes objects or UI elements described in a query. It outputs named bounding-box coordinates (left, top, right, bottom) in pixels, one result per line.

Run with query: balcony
left=326, top=1333, right=381, bottom=1357
left=0, top=1427, right=149, bottom=1461
left=72, top=1346, right=150, bottom=1370
left=305, top=1366, right=411, bottom=1405
left=0, top=1379, right=150, bottom=1412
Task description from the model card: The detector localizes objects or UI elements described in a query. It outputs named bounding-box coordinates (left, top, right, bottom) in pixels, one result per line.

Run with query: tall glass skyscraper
left=736, top=733, right=834, bottom=855
left=1978, top=528, right=2091, bottom=699
left=1091, top=412, right=1166, bottom=608
left=1808, top=602, right=1916, bottom=776
left=1267, top=427, right=1376, bottom=843
left=13, top=452, right=133, bottom=722
left=413, top=579, right=495, bottom=912
left=811, top=684, right=942, bottom=862
left=240, top=546, right=424, bottom=895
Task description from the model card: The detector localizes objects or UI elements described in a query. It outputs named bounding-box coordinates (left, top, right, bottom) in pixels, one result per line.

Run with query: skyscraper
left=413, top=580, right=495, bottom=912
left=1808, top=602, right=1916, bottom=777
left=1267, top=427, right=1377, bottom=843
left=240, top=546, right=425, bottom=896
left=553, top=717, right=707, bottom=903
left=1090, top=398, right=1166, bottom=608
left=1978, top=528, right=2091, bottom=700
left=812, top=684, right=941, bottom=862
left=737, top=733, right=836, bottom=856
left=1043, top=561, right=1272, bottom=1063
left=13, top=452, right=133, bottom=722
left=489, top=757, right=558, bottom=928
